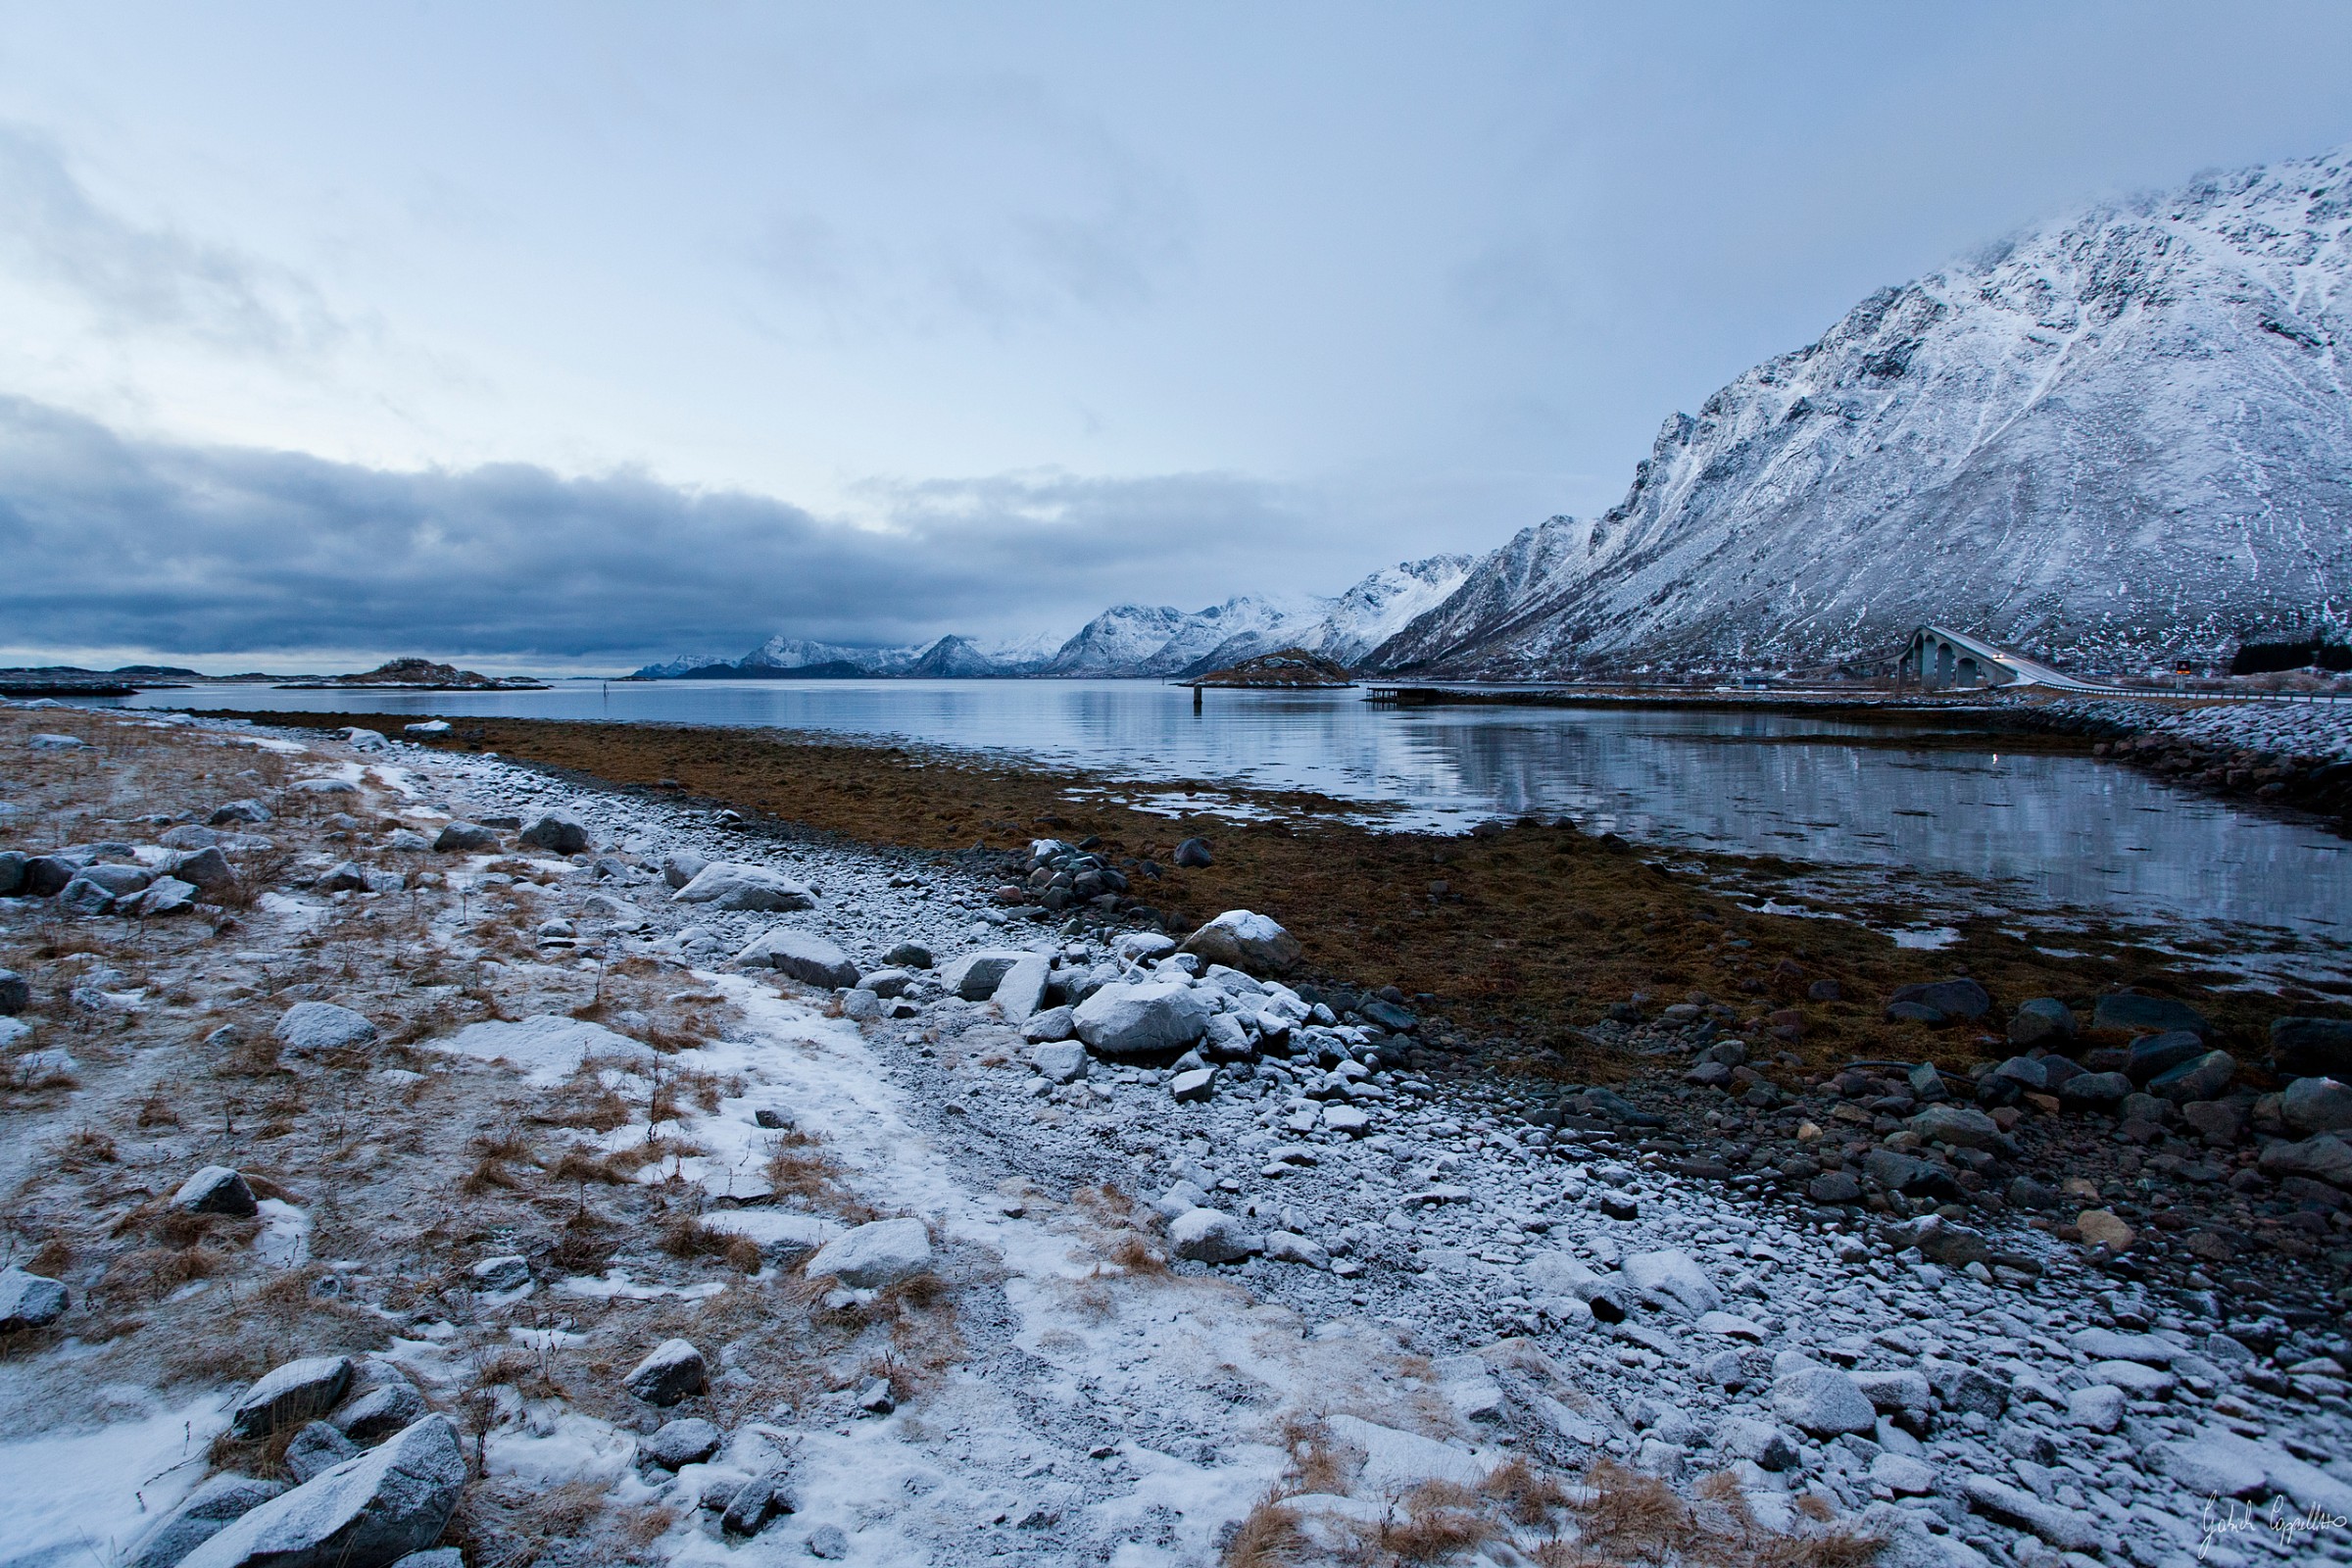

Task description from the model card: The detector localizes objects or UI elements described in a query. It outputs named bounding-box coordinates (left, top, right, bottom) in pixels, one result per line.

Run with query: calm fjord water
left=124, top=679, right=2346, bottom=944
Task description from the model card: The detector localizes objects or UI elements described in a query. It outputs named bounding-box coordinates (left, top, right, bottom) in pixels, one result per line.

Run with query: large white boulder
left=176, top=1416, right=466, bottom=1568
left=274, top=1003, right=378, bottom=1055
left=1771, top=1365, right=1878, bottom=1437
left=941, top=950, right=1026, bottom=1000
left=1179, top=909, right=1302, bottom=975
left=804, top=1217, right=933, bottom=1288
left=734, top=928, right=858, bottom=988
left=230, top=1355, right=353, bottom=1439
left=0, top=1266, right=67, bottom=1330
left=989, top=953, right=1052, bottom=1022
left=1167, top=1207, right=1250, bottom=1263
left=1621, top=1250, right=1722, bottom=1317
left=671, top=862, right=815, bottom=911
left=1072, top=981, right=1211, bottom=1058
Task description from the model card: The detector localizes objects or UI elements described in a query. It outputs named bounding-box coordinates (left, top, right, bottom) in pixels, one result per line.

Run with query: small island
left=275, top=657, right=549, bottom=691
left=1186, top=647, right=1355, bottom=688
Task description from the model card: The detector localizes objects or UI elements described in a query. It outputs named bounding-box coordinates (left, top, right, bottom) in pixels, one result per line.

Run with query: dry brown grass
left=460, top=1156, right=526, bottom=1194
left=1222, top=1492, right=1309, bottom=1568
left=659, top=1216, right=760, bottom=1272
left=1106, top=1233, right=1170, bottom=1276
left=1481, top=1457, right=1572, bottom=1527
left=548, top=1148, right=635, bottom=1187
left=53, top=1126, right=119, bottom=1169
left=1371, top=1480, right=1499, bottom=1563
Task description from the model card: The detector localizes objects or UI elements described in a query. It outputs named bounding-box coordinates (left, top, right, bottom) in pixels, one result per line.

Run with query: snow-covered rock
left=672, top=862, right=815, bottom=911
left=229, top=1357, right=354, bottom=1440
left=734, top=928, right=858, bottom=988
left=1072, top=981, right=1211, bottom=1058
left=804, top=1217, right=933, bottom=1288
left=0, top=1266, right=67, bottom=1330
left=176, top=1417, right=465, bottom=1568
left=274, top=1002, right=378, bottom=1055
left=1178, top=909, right=1302, bottom=975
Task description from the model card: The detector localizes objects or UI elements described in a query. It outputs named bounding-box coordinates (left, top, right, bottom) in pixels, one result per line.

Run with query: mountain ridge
left=1365, top=144, right=2352, bottom=678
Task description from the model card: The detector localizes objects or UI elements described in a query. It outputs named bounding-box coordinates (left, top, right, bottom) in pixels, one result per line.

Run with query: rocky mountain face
left=635, top=555, right=1475, bottom=679
left=1371, top=146, right=2352, bottom=679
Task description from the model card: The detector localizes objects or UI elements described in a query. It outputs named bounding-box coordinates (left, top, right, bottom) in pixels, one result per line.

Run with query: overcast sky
left=4, top=2, right=2352, bottom=672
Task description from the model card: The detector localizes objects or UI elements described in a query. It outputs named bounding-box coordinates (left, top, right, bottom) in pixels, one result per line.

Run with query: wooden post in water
left=1193, top=683, right=1202, bottom=713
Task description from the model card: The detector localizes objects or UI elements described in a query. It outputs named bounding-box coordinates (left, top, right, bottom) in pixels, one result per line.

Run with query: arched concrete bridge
left=1895, top=626, right=2104, bottom=692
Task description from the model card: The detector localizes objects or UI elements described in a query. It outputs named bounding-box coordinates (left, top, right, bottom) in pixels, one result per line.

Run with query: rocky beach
left=2, top=701, right=2350, bottom=1568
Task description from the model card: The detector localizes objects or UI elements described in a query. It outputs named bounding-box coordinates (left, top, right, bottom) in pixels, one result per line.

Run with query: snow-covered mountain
left=1043, top=595, right=1324, bottom=677
left=1174, top=554, right=1478, bottom=674
left=1371, top=146, right=2352, bottom=678
left=633, top=555, right=1479, bottom=680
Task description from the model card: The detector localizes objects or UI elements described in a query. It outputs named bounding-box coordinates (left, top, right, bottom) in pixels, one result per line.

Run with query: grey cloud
left=0, top=397, right=1321, bottom=665
left=0, top=122, right=341, bottom=357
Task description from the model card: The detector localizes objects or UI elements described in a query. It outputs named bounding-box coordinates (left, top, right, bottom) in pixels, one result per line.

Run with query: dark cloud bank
left=0, top=396, right=1322, bottom=667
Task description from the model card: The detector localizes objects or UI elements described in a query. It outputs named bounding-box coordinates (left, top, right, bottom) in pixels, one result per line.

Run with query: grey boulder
left=805, top=1218, right=932, bottom=1288
left=2095, top=992, right=2210, bottom=1039
left=2282, top=1076, right=2352, bottom=1138
left=1178, top=909, right=1302, bottom=976
left=517, top=811, right=590, bottom=855
left=641, top=1417, right=724, bottom=1469
left=1620, top=1250, right=1721, bottom=1317
left=1906, top=1103, right=2002, bottom=1150
left=660, top=850, right=709, bottom=889
left=275, top=1002, right=378, bottom=1054
left=0, top=1265, right=68, bottom=1330
left=123, top=1475, right=290, bottom=1568
left=209, top=800, right=272, bottom=826
left=1030, top=1041, right=1089, bottom=1083
left=172, top=1165, right=260, bottom=1217
left=330, top=1378, right=428, bottom=1446
left=128, top=877, right=201, bottom=918
left=2273, top=1016, right=2352, bottom=1077
left=176, top=1416, right=466, bottom=1568
left=672, top=862, right=815, bottom=911
left=734, top=928, right=858, bottom=988
left=230, top=1355, right=354, bottom=1439
left=431, top=822, right=498, bottom=853
left=2057, top=1070, right=2132, bottom=1108
left=284, top=1421, right=362, bottom=1482
left=720, top=1466, right=799, bottom=1537
left=940, top=951, right=1026, bottom=1001
left=623, top=1339, right=710, bottom=1405
left=2150, top=1050, right=2237, bottom=1102
left=2259, top=1134, right=2352, bottom=1188
left=2007, top=997, right=2076, bottom=1047
left=1771, top=1364, right=1878, bottom=1437
left=0, top=967, right=24, bottom=1014
left=1885, top=978, right=1990, bottom=1023
left=1072, top=981, right=1211, bottom=1058
left=1167, top=1207, right=1250, bottom=1263
left=164, top=847, right=237, bottom=891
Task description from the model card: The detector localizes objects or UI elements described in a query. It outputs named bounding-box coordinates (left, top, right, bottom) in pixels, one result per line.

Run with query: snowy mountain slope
left=1371, top=146, right=2352, bottom=678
